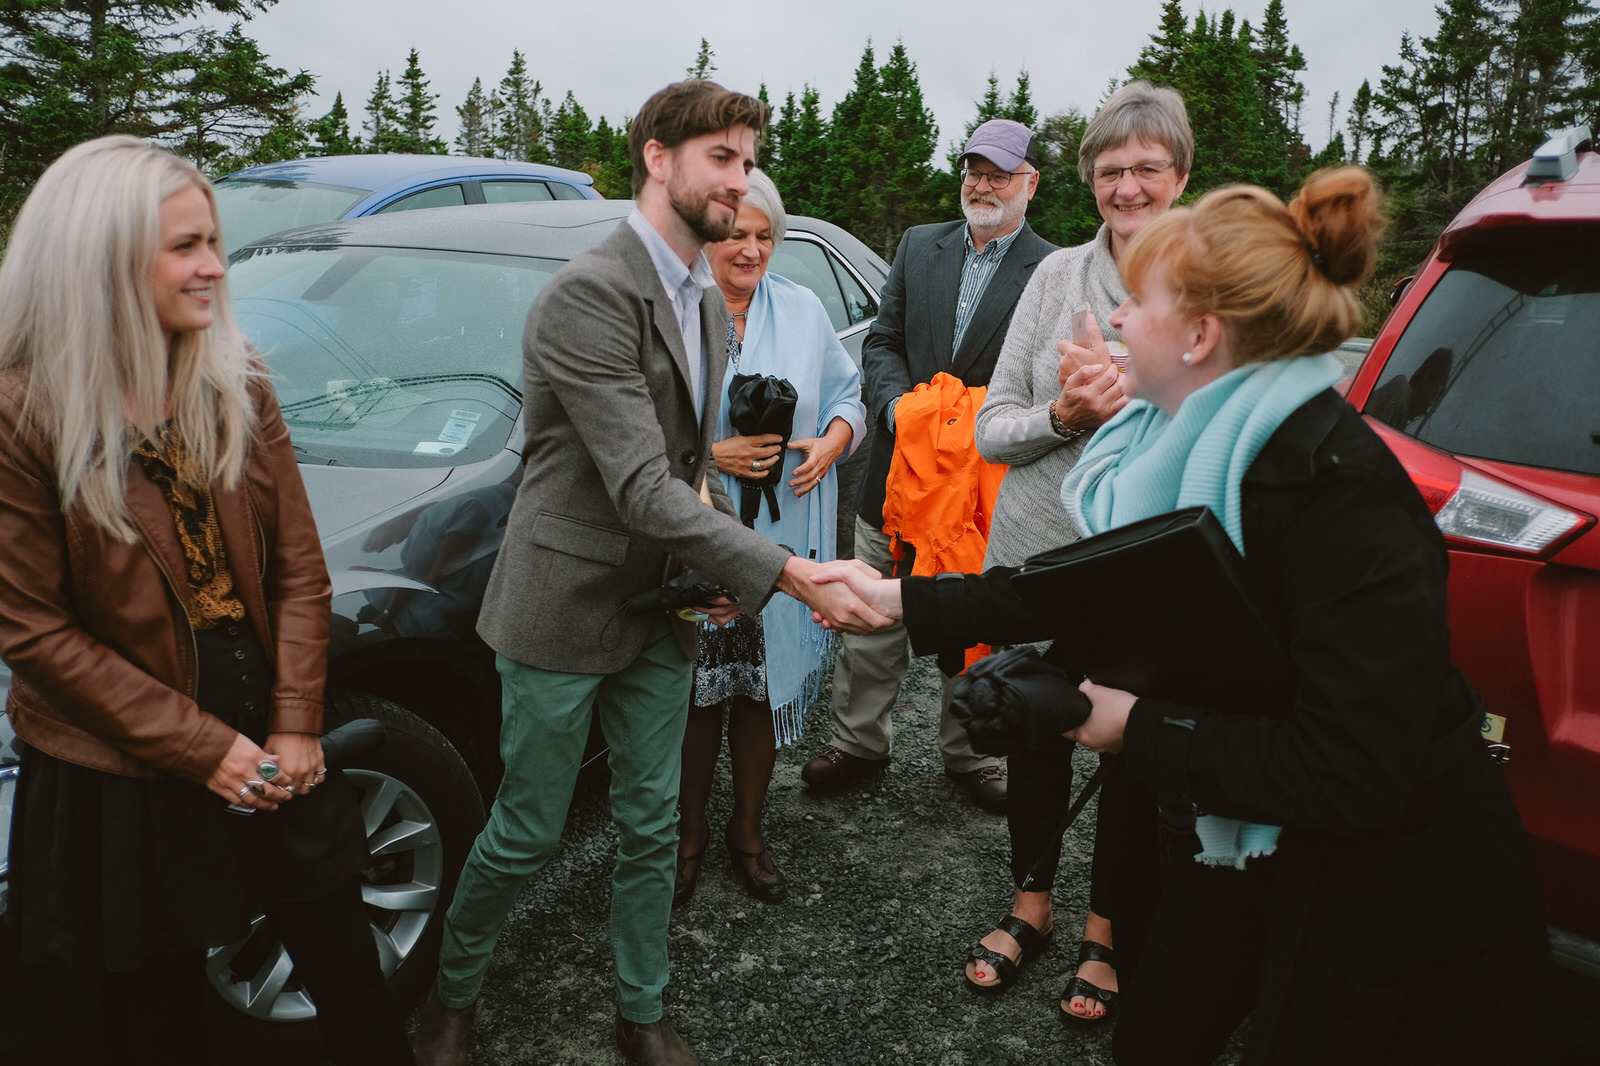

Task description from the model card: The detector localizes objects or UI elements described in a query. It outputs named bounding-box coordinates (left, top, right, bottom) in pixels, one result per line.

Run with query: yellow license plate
left=1481, top=712, right=1507, bottom=744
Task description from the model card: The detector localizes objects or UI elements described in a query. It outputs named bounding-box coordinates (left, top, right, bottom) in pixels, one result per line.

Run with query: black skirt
left=7, top=621, right=366, bottom=972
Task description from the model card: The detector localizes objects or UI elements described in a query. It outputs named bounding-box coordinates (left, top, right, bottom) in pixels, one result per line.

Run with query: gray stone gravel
left=438, top=655, right=1245, bottom=1066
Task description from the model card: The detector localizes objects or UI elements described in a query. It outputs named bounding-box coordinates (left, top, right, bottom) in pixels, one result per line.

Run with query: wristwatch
left=1048, top=400, right=1087, bottom=440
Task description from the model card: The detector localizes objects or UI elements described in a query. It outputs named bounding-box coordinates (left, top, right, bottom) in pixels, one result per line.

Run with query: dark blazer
left=903, top=391, right=1555, bottom=1064
left=855, top=218, right=1058, bottom=527
left=477, top=221, right=792, bottom=674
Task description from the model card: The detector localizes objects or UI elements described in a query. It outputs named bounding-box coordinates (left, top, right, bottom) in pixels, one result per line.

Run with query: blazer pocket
left=530, top=512, right=630, bottom=566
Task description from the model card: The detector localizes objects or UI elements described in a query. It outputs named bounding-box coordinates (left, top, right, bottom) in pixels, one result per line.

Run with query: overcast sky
left=232, top=0, right=1443, bottom=158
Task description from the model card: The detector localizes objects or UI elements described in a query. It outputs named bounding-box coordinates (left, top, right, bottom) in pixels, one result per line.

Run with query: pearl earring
left=1181, top=352, right=1193, bottom=364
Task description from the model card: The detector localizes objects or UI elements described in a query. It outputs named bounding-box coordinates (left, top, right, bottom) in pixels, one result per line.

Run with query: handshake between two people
left=794, top=563, right=1137, bottom=753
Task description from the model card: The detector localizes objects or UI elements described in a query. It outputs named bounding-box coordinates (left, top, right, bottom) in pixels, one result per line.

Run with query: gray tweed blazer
left=477, top=222, right=792, bottom=673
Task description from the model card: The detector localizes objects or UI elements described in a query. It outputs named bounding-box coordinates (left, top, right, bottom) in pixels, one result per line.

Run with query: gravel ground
left=442, top=654, right=1245, bottom=1066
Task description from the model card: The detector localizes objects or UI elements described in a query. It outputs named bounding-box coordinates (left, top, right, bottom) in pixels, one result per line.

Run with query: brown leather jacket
left=0, top=370, right=332, bottom=784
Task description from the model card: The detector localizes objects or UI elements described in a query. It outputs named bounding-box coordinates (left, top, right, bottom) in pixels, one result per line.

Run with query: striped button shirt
left=951, top=223, right=1024, bottom=356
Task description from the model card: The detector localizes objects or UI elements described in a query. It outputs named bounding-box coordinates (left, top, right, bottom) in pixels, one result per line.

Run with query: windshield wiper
left=292, top=444, right=343, bottom=466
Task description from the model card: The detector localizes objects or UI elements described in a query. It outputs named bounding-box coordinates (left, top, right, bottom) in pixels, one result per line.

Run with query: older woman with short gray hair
left=962, top=80, right=1194, bottom=1027
left=674, top=168, right=866, bottom=909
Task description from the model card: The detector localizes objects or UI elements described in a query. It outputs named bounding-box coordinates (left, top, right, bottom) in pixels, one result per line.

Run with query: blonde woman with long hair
left=0, top=136, right=413, bottom=1064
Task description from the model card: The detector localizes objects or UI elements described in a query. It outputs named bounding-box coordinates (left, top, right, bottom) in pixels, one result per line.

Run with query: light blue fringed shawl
left=704, top=273, right=867, bottom=745
left=1060, top=352, right=1342, bottom=867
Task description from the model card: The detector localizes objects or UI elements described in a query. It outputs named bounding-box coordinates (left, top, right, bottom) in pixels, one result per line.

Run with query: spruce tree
left=363, top=71, right=404, bottom=153
left=395, top=48, right=447, bottom=154
left=685, top=38, right=716, bottom=80
left=0, top=0, right=312, bottom=195
left=823, top=41, right=939, bottom=259
left=457, top=78, right=495, bottom=156
left=591, top=116, right=633, bottom=198
left=309, top=91, right=357, bottom=156
left=547, top=92, right=594, bottom=171
left=494, top=49, right=545, bottom=162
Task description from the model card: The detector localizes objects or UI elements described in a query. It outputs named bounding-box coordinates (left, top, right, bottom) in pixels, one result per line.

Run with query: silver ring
left=237, top=786, right=252, bottom=798
left=750, top=458, right=761, bottom=471
left=315, top=767, right=327, bottom=777
left=245, top=778, right=267, bottom=796
left=281, top=784, right=297, bottom=795
left=256, top=759, right=280, bottom=782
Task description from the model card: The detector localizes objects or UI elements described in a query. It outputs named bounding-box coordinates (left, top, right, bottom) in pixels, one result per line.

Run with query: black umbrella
left=726, top=372, right=798, bottom=527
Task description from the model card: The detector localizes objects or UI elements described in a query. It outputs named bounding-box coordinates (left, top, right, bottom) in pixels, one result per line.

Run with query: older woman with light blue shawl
left=675, top=169, right=866, bottom=908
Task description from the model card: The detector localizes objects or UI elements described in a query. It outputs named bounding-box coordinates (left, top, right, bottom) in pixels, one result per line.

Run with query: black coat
left=855, top=218, right=1058, bottom=527
left=904, top=390, right=1556, bottom=1064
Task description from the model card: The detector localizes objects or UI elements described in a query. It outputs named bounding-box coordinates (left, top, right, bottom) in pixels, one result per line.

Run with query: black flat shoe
left=673, top=849, right=703, bottom=908
left=725, top=827, right=787, bottom=903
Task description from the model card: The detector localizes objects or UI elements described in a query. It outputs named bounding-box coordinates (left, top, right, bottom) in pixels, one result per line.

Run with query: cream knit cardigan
left=975, top=224, right=1129, bottom=571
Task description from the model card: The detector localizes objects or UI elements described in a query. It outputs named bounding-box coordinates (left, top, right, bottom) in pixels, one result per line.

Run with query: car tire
left=203, top=691, right=485, bottom=1054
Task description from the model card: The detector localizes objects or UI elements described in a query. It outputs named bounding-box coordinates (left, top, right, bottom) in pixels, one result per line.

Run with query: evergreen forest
left=2, top=1, right=1597, bottom=330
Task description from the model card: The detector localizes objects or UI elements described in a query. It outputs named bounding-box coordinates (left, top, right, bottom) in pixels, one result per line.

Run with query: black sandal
left=1059, top=939, right=1119, bottom=1026
left=964, top=914, right=1053, bottom=993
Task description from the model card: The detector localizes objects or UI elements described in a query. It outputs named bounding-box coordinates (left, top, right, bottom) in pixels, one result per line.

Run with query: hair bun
left=1287, top=168, right=1384, bottom=287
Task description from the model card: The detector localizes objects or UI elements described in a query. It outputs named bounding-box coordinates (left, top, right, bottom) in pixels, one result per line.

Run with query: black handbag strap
left=1018, top=761, right=1107, bottom=893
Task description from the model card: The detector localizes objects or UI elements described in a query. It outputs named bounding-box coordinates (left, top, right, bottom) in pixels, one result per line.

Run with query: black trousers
left=101, top=874, right=415, bottom=1066
left=1006, top=743, right=1160, bottom=917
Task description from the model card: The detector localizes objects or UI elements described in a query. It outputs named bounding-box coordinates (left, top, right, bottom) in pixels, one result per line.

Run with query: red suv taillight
left=1365, top=418, right=1593, bottom=557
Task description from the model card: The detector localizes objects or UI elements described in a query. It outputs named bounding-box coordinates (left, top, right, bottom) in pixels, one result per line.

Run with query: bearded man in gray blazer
left=412, top=81, right=885, bottom=1066
left=802, top=120, right=1059, bottom=812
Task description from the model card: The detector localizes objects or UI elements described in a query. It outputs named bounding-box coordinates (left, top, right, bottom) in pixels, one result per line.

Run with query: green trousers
left=435, top=620, right=691, bottom=1022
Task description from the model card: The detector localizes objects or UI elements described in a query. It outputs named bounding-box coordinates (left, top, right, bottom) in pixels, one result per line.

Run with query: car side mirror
left=1389, top=275, right=1414, bottom=307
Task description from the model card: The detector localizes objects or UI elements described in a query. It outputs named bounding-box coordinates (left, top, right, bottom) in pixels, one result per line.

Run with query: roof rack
left=1524, top=126, right=1593, bottom=185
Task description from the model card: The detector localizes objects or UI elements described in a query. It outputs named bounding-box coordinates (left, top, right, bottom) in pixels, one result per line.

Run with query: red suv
left=1345, top=127, right=1600, bottom=998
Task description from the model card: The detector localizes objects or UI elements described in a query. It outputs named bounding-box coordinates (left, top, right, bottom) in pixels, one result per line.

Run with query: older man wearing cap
left=801, top=119, right=1058, bottom=811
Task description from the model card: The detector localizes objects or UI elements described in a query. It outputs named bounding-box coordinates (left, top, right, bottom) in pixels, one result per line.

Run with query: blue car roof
left=217, top=154, right=597, bottom=194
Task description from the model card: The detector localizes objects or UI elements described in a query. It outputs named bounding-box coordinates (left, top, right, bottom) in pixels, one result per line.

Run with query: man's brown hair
left=629, top=81, right=769, bottom=196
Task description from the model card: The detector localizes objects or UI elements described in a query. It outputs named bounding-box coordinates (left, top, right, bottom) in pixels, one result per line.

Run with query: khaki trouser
left=826, top=516, right=986, bottom=772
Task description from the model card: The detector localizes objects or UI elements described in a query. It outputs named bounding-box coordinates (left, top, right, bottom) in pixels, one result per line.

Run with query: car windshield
left=1366, top=229, right=1600, bottom=476
left=214, top=178, right=371, bottom=250
left=230, top=245, right=561, bottom=468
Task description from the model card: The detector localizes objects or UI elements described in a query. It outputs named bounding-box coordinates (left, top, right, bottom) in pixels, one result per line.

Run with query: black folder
left=1010, top=506, right=1293, bottom=716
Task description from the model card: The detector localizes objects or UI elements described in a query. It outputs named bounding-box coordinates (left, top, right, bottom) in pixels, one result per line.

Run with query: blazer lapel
left=613, top=225, right=695, bottom=400
left=699, top=287, right=729, bottom=439
left=923, top=225, right=965, bottom=371
left=952, top=226, right=1045, bottom=378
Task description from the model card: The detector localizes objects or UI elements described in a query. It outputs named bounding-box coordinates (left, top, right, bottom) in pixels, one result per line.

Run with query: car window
left=230, top=246, right=563, bottom=468
left=213, top=179, right=370, bottom=250
left=482, top=181, right=555, bottom=204
left=548, top=182, right=589, bottom=201
left=376, top=185, right=467, bottom=213
left=828, top=252, right=878, bottom=325
left=771, top=239, right=850, bottom=331
left=1366, top=229, right=1600, bottom=476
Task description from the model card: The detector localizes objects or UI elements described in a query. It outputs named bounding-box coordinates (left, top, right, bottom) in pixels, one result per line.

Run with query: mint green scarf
left=1061, top=352, right=1342, bottom=867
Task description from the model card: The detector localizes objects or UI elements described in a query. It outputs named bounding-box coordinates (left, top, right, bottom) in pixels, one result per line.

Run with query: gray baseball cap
left=961, top=119, right=1040, bottom=171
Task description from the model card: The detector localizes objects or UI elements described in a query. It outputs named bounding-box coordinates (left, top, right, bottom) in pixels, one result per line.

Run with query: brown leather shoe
left=615, top=1013, right=699, bottom=1065
left=800, top=745, right=889, bottom=792
left=412, top=983, right=476, bottom=1066
left=947, top=764, right=1008, bottom=813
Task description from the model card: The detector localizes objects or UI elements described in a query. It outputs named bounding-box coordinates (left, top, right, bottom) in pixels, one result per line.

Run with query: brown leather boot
left=412, top=984, right=477, bottom=1066
left=615, top=1012, right=699, bottom=1065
